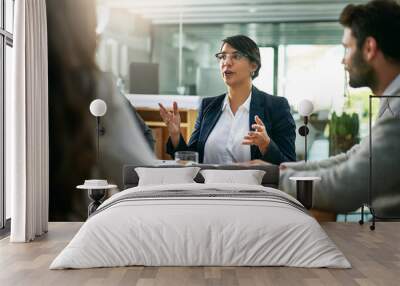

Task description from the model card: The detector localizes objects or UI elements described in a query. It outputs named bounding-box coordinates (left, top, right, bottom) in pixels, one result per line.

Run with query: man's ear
left=251, top=62, right=258, bottom=73
left=363, top=36, right=378, bottom=62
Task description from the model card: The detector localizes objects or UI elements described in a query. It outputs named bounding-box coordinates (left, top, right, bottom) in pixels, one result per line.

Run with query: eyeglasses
left=215, top=51, right=248, bottom=63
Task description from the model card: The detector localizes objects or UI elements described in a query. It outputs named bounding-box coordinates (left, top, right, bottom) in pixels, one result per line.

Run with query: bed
left=50, top=165, right=350, bottom=269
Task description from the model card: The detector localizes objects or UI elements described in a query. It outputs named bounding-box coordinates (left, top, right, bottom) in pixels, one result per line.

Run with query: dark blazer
left=167, top=86, right=296, bottom=165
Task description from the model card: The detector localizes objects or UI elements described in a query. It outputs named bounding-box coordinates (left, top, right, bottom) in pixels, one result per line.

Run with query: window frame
left=256, top=45, right=279, bottom=96
left=1, top=0, right=14, bottom=231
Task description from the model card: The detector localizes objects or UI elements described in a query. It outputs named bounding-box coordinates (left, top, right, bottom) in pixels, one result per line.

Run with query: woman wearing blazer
left=159, top=35, right=296, bottom=165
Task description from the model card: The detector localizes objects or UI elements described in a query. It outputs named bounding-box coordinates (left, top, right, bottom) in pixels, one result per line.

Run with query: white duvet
left=50, top=183, right=351, bottom=269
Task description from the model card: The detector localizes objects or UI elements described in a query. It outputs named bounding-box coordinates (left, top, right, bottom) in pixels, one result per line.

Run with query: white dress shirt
left=203, top=92, right=252, bottom=164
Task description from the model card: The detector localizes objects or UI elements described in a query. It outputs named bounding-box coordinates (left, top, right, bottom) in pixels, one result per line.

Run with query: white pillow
left=200, top=169, right=266, bottom=185
left=135, top=167, right=201, bottom=186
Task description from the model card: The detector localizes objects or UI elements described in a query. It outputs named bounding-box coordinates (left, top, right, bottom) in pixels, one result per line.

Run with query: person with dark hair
left=47, top=0, right=154, bottom=221
left=280, top=0, right=400, bottom=216
left=159, top=35, right=296, bottom=165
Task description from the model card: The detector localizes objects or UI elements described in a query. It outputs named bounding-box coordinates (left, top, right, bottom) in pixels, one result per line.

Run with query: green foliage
left=329, top=111, right=360, bottom=155
left=344, top=87, right=379, bottom=125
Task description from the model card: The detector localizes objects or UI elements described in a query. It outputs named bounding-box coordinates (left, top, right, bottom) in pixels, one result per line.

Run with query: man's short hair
left=339, top=0, right=400, bottom=63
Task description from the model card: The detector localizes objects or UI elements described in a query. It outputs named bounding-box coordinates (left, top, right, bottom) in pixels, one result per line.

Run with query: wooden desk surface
left=1, top=222, right=399, bottom=286
left=310, top=209, right=337, bottom=222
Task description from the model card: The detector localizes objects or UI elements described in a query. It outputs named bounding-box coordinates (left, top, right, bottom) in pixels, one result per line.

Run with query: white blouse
left=203, top=92, right=252, bottom=164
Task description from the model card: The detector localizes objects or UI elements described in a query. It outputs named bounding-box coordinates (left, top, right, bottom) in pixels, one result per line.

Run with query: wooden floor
left=0, top=222, right=399, bottom=286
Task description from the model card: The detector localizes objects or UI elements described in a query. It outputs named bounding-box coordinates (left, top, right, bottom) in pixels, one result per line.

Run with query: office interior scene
left=1, top=0, right=400, bottom=285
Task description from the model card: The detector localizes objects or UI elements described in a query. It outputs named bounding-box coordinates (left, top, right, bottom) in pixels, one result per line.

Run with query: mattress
left=50, top=183, right=350, bottom=269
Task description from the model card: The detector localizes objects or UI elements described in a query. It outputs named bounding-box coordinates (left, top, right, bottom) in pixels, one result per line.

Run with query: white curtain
left=7, top=0, right=48, bottom=242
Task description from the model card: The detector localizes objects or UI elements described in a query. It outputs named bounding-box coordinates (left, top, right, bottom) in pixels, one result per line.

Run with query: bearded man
left=279, top=0, right=400, bottom=217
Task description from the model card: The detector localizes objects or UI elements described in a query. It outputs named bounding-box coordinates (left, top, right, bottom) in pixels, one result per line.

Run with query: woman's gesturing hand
left=159, top=101, right=181, bottom=146
left=242, top=115, right=271, bottom=155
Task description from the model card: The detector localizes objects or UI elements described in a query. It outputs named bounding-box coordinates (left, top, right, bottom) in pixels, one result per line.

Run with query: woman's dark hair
left=221, top=35, right=261, bottom=79
left=47, top=0, right=98, bottom=220
left=339, top=0, right=400, bottom=63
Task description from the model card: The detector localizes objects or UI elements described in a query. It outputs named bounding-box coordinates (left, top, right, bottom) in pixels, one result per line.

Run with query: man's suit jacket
left=280, top=86, right=400, bottom=216
left=167, top=86, right=296, bottom=165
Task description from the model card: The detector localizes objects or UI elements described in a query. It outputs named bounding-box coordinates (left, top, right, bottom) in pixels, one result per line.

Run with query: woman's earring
left=251, top=71, right=255, bottom=77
